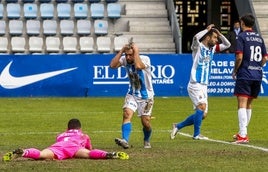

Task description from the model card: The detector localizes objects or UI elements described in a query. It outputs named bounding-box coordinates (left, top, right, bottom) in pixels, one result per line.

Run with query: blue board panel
left=0, top=54, right=267, bottom=97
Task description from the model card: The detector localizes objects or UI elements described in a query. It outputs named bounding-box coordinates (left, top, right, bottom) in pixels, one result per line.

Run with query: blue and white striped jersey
left=189, top=29, right=230, bottom=85
left=119, top=55, right=154, bottom=99
left=190, top=42, right=215, bottom=85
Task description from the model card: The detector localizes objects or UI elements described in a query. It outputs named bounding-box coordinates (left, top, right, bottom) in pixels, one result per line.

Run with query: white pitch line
left=93, top=130, right=268, bottom=152
left=178, top=132, right=268, bottom=153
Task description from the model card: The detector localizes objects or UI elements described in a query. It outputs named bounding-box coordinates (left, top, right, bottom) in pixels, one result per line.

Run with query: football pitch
left=0, top=97, right=267, bottom=172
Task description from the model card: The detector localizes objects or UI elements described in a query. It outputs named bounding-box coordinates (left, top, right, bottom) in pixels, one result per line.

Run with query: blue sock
left=193, top=109, right=204, bottom=137
left=122, top=123, right=131, bottom=142
left=143, top=127, right=152, bottom=142
left=176, top=114, right=195, bottom=129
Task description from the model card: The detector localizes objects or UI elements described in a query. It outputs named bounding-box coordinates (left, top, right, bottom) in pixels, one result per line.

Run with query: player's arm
left=191, top=24, right=214, bottom=50
left=214, top=28, right=231, bottom=52
left=232, top=52, right=243, bottom=79
left=261, top=42, right=268, bottom=66
left=85, top=135, right=93, bottom=150
left=261, top=54, right=268, bottom=67
left=110, top=47, right=125, bottom=68
left=132, top=43, right=145, bottom=69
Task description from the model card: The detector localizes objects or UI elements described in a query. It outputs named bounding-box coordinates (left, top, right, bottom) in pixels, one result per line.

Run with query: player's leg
left=246, top=81, right=261, bottom=126
left=115, top=94, right=136, bottom=149
left=237, top=96, right=248, bottom=136
left=235, top=80, right=261, bottom=143
left=77, top=148, right=106, bottom=159
left=188, top=83, right=207, bottom=139
left=193, top=103, right=207, bottom=139
left=121, top=108, right=134, bottom=142
left=171, top=83, right=196, bottom=139
left=75, top=148, right=129, bottom=160
left=115, top=108, right=134, bottom=149
left=235, top=96, right=249, bottom=142
left=95, top=150, right=129, bottom=160
left=171, top=83, right=207, bottom=140
left=141, top=115, right=152, bottom=148
left=2, top=148, right=54, bottom=161
left=171, top=114, right=197, bottom=139
left=25, top=148, right=54, bottom=160
left=232, top=95, right=250, bottom=144
left=233, top=80, right=250, bottom=143
left=233, top=80, right=255, bottom=143
left=246, top=98, right=253, bottom=126
left=39, top=149, right=55, bottom=159
left=139, top=98, right=153, bottom=148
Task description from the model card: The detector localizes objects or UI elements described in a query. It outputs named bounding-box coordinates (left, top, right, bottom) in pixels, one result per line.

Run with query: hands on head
left=207, top=24, right=221, bottom=36
left=122, top=42, right=138, bottom=53
left=206, top=24, right=215, bottom=30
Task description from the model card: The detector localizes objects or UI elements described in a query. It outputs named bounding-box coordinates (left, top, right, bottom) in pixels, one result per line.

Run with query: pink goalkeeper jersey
left=48, top=129, right=92, bottom=160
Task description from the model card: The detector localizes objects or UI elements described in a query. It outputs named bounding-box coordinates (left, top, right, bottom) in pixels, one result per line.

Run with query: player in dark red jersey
left=232, top=13, right=268, bottom=144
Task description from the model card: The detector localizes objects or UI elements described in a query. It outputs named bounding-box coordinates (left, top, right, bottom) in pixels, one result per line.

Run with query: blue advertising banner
left=0, top=55, right=91, bottom=96
left=208, top=54, right=268, bottom=96
left=208, top=53, right=236, bottom=96
left=0, top=54, right=267, bottom=97
left=90, top=54, right=190, bottom=96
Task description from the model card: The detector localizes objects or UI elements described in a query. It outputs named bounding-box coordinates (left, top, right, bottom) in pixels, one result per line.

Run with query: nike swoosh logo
left=0, top=61, right=77, bottom=89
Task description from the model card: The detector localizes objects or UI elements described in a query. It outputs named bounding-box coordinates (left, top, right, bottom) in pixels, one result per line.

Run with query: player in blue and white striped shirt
left=171, top=24, right=231, bottom=140
left=110, top=41, right=154, bottom=149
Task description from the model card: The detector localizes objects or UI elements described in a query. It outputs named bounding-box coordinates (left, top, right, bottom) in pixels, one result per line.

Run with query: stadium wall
left=0, top=54, right=267, bottom=97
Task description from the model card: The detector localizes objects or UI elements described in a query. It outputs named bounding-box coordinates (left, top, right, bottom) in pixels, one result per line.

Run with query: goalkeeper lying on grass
left=3, top=118, right=129, bottom=161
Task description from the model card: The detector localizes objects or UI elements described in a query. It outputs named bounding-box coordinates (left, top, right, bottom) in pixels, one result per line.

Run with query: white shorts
left=187, top=82, right=208, bottom=113
left=123, top=94, right=154, bottom=117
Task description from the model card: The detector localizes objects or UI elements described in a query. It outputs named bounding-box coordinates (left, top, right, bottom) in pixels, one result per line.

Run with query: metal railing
left=166, top=0, right=182, bottom=53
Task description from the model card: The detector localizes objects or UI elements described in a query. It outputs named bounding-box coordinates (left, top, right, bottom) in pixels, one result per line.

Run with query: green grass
left=0, top=97, right=267, bottom=172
